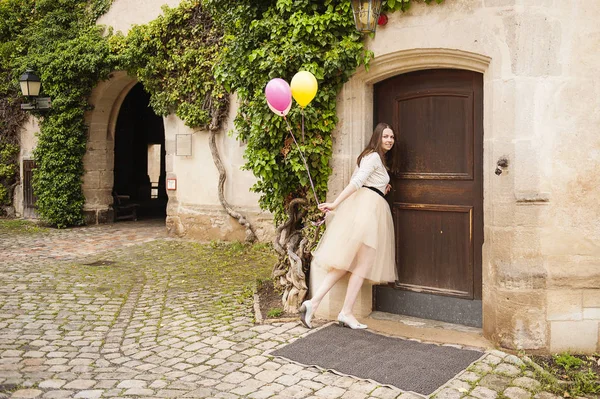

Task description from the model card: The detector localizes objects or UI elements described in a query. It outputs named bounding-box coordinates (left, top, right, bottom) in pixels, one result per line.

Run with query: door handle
left=495, top=157, right=509, bottom=175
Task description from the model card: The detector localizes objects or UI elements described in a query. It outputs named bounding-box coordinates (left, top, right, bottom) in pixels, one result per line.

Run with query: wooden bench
left=112, top=191, right=139, bottom=221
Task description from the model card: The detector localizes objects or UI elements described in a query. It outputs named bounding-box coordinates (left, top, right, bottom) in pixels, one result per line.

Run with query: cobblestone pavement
left=0, top=221, right=563, bottom=399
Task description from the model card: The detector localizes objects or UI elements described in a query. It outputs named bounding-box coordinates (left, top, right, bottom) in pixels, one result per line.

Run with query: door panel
left=374, top=69, right=483, bottom=324
left=395, top=91, right=473, bottom=179
left=394, top=204, right=473, bottom=298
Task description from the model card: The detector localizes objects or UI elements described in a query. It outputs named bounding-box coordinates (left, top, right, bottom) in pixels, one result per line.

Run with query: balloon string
left=301, top=109, right=305, bottom=143
left=283, top=117, right=320, bottom=207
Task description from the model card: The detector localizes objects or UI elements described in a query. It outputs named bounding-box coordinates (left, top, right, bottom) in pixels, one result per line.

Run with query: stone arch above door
left=82, top=71, right=138, bottom=223
left=362, top=48, right=491, bottom=83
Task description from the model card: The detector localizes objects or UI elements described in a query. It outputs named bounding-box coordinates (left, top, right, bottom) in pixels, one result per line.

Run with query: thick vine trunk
left=6, top=181, right=18, bottom=205
left=272, top=198, right=322, bottom=313
left=208, top=128, right=257, bottom=243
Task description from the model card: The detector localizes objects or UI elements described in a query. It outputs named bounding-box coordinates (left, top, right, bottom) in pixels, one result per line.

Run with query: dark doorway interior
left=113, top=83, right=167, bottom=220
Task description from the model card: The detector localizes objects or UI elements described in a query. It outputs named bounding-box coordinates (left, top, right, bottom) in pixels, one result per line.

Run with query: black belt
left=364, top=186, right=385, bottom=198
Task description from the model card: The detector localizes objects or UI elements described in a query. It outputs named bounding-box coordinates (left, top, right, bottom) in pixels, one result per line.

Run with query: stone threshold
left=360, top=311, right=493, bottom=350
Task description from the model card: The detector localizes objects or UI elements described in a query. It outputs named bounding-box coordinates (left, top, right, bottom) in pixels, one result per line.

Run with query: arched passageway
left=113, top=83, right=167, bottom=220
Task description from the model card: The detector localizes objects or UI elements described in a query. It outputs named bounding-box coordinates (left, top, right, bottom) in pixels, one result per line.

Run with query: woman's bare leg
left=341, top=272, right=365, bottom=318
left=340, top=244, right=374, bottom=325
left=308, top=268, right=347, bottom=311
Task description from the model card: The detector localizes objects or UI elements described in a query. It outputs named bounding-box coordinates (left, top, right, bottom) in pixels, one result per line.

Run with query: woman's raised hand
left=385, top=184, right=392, bottom=195
left=318, top=202, right=336, bottom=213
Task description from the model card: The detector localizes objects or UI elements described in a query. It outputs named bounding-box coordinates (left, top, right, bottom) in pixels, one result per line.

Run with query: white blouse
left=349, top=152, right=390, bottom=194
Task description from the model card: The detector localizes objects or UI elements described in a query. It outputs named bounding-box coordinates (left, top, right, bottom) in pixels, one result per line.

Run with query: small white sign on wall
left=176, top=134, right=192, bottom=156
left=167, top=178, right=177, bottom=191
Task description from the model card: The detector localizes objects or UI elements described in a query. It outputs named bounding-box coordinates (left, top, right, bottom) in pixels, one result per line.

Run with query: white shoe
left=337, top=312, right=367, bottom=329
left=299, top=300, right=314, bottom=329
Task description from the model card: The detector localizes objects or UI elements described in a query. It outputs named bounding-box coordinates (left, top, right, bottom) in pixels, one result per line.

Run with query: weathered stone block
left=490, top=227, right=543, bottom=262
left=547, top=290, right=582, bottom=321
left=97, top=209, right=113, bottom=224
left=83, top=210, right=97, bottom=225
left=493, top=290, right=547, bottom=350
left=82, top=171, right=100, bottom=189
left=491, top=203, right=547, bottom=229
left=546, top=258, right=600, bottom=289
left=99, top=171, right=113, bottom=190
left=503, top=14, right=562, bottom=77
left=83, top=149, right=108, bottom=170
left=513, top=139, right=549, bottom=203
left=543, top=231, right=600, bottom=258
left=484, top=0, right=515, bottom=6
left=83, top=189, right=112, bottom=209
left=550, top=321, right=599, bottom=353
left=86, top=138, right=109, bottom=151
left=166, top=208, right=273, bottom=242
left=583, top=308, right=600, bottom=320
left=494, top=259, right=546, bottom=290
left=583, top=290, right=600, bottom=307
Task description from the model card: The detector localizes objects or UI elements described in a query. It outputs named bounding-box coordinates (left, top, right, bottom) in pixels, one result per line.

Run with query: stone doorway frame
left=317, top=48, right=493, bottom=335
left=82, top=71, right=138, bottom=224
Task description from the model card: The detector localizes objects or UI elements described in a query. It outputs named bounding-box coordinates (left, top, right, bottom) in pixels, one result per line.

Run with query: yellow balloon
left=291, top=71, right=318, bottom=108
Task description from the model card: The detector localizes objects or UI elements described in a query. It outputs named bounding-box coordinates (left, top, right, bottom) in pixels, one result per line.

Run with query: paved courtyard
left=0, top=220, right=564, bottom=399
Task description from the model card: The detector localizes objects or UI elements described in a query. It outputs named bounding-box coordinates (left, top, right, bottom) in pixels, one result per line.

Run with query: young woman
left=299, top=122, right=398, bottom=330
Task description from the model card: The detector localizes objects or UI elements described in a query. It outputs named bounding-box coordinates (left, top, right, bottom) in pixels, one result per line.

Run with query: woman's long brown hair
left=356, top=122, right=397, bottom=171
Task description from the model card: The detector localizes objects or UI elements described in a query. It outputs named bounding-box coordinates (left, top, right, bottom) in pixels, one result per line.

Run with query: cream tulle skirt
left=311, top=187, right=397, bottom=284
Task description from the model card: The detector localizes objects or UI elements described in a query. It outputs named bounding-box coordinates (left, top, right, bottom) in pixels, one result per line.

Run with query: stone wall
left=161, top=103, right=274, bottom=242
left=313, top=0, right=600, bottom=353
left=97, top=0, right=182, bottom=34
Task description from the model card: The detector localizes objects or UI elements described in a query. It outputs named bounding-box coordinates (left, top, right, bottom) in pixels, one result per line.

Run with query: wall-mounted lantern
left=19, top=69, right=51, bottom=111
left=350, top=0, right=383, bottom=33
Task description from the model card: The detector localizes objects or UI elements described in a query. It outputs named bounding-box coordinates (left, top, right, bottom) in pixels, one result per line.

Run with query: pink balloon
left=267, top=99, right=291, bottom=117
left=265, top=78, right=292, bottom=112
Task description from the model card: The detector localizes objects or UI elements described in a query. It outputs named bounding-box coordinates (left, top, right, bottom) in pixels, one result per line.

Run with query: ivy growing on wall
left=0, top=1, right=33, bottom=212
left=110, top=0, right=228, bottom=130
left=0, top=97, right=27, bottom=210
left=207, top=0, right=371, bottom=224
left=27, top=2, right=116, bottom=227
left=384, top=0, right=444, bottom=12
left=206, top=0, right=444, bottom=224
left=0, top=0, right=117, bottom=226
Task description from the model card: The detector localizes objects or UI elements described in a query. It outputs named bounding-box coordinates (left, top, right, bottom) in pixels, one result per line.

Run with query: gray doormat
left=272, top=324, right=484, bottom=395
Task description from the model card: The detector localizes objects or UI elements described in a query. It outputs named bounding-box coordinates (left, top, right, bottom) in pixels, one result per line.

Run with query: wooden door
left=374, top=69, right=483, bottom=326
left=22, top=160, right=38, bottom=219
